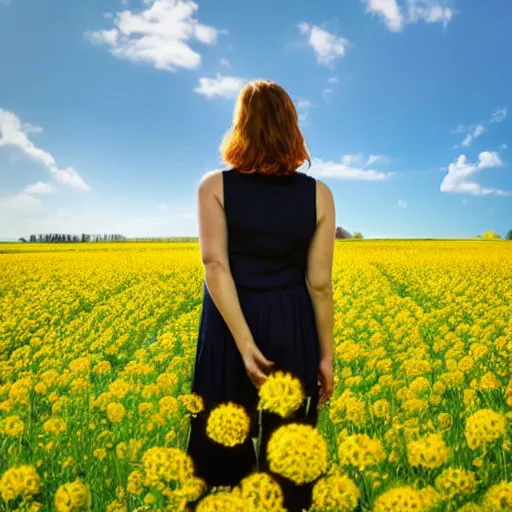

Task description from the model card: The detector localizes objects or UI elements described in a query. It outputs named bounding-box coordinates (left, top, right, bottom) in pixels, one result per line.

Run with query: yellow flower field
left=1, top=240, right=512, bottom=511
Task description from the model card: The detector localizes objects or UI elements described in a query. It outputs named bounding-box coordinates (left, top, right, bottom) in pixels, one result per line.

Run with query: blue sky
left=0, top=0, right=511, bottom=239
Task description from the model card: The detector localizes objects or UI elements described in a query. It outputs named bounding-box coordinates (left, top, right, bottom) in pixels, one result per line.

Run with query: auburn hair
left=220, top=80, right=310, bottom=176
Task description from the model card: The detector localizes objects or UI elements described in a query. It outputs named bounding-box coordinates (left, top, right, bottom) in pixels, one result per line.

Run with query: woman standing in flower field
left=188, top=79, right=336, bottom=511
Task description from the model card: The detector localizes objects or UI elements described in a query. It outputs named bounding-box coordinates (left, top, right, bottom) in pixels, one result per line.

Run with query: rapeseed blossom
left=267, top=424, right=327, bottom=484
left=206, top=402, right=250, bottom=447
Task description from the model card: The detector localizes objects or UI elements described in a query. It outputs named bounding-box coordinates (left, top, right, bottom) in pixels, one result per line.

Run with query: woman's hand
left=318, top=357, right=333, bottom=407
left=241, top=343, right=275, bottom=389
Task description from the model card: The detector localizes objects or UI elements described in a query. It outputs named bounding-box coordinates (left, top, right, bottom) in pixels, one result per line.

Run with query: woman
left=188, top=80, right=335, bottom=512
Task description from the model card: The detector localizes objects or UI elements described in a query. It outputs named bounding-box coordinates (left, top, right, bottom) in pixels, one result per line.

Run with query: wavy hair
left=220, top=80, right=310, bottom=175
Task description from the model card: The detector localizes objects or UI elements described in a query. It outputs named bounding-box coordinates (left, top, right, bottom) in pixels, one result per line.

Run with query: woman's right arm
left=306, top=180, right=335, bottom=405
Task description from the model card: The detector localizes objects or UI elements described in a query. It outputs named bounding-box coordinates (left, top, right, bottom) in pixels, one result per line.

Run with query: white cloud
left=23, top=181, right=58, bottom=195
left=22, top=122, right=43, bottom=134
left=364, top=0, right=453, bottom=32
left=328, top=77, right=339, bottom=84
left=310, top=155, right=393, bottom=181
left=220, top=58, right=231, bottom=67
left=297, top=98, right=312, bottom=109
left=104, top=12, right=114, bottom=20
left=297, top=23, right=349, bottom=66
left=406, top=0, right=453, bottom=26
left=490, top=107, right=507, bottom=124
left=0, top=193, right=44, bottom=216
left=366, top=154, right=389, bottom=166
left=398, top=199, right=408, bottom=208
left=502, top=143, right=508, bottom=150
left=440, top=151, right=508, bottom=196
left=364, top=0, right=404, bottom=32
left=194, top=74, right=246, bottom=99
left=460, top=124, right=486, bottom=147
left=0, top=109, right=90, bottom=191
left=87, top=0, right=222, bottom=72
left=341, top=154, right=365, bottom=166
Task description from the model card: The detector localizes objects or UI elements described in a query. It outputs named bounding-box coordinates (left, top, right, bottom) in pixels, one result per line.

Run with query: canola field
left=1, top=240, right=512, bottom=512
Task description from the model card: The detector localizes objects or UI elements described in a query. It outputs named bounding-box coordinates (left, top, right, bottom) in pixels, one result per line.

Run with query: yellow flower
left=239, top=473, right=285, bottom=512
left=127, top=470, right=144, bottom=495
left=106, top=402, right=126, bottom=423
left=93, top=361, right=112, bottom=375
left=373, top=485, right=424, bottom=512
left=106, top=500, right=127, bottom=512
left=438, top=412, right=452, bottom=429
left=206, top=403, right=250, bottom=447
left=337, top=433, right=386, bottom=471
left=2, top=415, right=24, bottom=437
left=141, top=447, right=194, bottom=487
left=258, top=371, right=304, bottom=418
left=0, top=465, right=41, bottom=501
left=418, top=485, right=442, bottom=510
left=172, top=476, right=206, bottom=503
left=407, top=433, right=449, bottom=469
left=482, top=481, right=512, bottom=511
left=196, top=491, right=245, bottom=512
left=54, top=479, right=91, bottom=512
left=178, top=393, right=204, bottom=414
left=43, top=417, right=67, bottom=435
left=434, top=467, right=476, bottom=500
left=156, top=373, right=178, bottom=394
left=372, top=399, right=390, bottom=420
left=267, top=424, right=327, bottom=484
left=465, top=409, right=506, bottom=450
left=312, top=474, right=360, bottom=512
left=159, top=396, right=179, bottom=417
left=94, top=448, right=107, bottom=461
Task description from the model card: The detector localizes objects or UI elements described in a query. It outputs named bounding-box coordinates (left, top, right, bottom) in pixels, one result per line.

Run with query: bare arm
left=197, top=171, right=273, bottom=387
left=306, top=180, right=335, bottom=404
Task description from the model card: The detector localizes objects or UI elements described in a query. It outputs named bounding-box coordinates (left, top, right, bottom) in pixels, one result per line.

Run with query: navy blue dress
left=188, top=169, right=320, bottom=512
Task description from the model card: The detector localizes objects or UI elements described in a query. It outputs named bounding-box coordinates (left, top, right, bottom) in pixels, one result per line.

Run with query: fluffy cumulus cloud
left=87, top=0, right=222, bottom=72
left=298, top=23, right=349, bottom=66
left=440, top=151, right=508, bottom=196
left=0, top=109, right=90, bottom=191
left=363, top=0, right=453, bottom=32
left=194, top=74, right=246, bottom=99
left=310, top=153, right=393, bottom=181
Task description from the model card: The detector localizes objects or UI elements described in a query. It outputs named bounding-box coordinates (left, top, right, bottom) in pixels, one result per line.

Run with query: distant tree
left=335, top=226, right=352, bottom=239
left=19, top=237, right=27, bottom=243
left=353, top=232, right=364, bottom=239
left=507, top=229, right=512, bottom=240
left=476, top=234, right=482, bottom=239
left=481, top=231, right=502, bottom=240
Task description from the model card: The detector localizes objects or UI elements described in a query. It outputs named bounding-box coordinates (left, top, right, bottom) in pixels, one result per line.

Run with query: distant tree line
left=21, top=233, right=127, bottom=243
left=477, top=230, right=512, bottom=240
left=335, top=227, right=364, bottom=239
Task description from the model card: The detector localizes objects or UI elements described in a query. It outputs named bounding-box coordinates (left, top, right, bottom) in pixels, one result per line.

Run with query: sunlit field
left=1, top=241, right=512, bottom=512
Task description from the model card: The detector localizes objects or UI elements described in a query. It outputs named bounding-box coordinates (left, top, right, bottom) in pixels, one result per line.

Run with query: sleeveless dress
left=188, top=169, right=321, bottom=512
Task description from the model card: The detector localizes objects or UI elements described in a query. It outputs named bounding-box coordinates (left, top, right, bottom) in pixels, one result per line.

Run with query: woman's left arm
left=197, top=171, right=274, bottom=387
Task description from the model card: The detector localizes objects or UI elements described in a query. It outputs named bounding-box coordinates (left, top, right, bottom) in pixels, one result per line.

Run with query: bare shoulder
left=315, top=179, right=335, bottom=208
left=198, top=170, right=225, bottom=204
